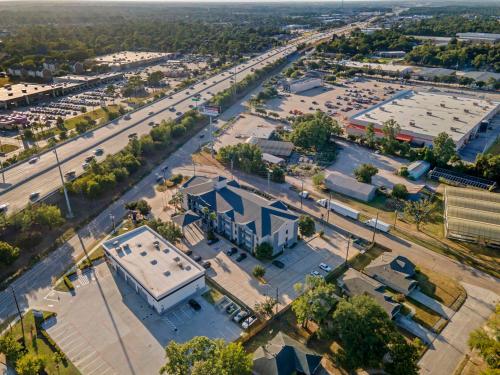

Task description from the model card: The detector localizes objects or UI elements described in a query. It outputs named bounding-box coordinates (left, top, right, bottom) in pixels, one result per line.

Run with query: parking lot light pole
left=300, top=178, right=304, bottom=209
left=53, top=147, right=73, bottom=219
left=110, top=214, right=116, bottom=232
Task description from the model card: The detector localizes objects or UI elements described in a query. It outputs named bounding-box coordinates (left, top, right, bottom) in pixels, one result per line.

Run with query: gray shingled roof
left=339, top=268, right=401, bottom=318
left=253, top=332, right=322, bottom=375
left=182, top=176, right=298, bottom=238
left=364, top=254, right=417, bottom=294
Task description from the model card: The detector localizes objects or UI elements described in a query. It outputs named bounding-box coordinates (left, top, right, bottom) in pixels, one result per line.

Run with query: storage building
left=325, top=172, right=377, bottom=202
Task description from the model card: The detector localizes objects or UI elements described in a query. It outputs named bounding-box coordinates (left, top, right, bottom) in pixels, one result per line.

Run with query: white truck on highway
left=316, top=199, right=360, bottom=220
left=364, top=218, right=392, bottom=233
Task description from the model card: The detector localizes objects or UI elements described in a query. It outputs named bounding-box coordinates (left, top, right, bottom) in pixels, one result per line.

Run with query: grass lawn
left=64, top=105, right=120, bottom=130
left=405, top=299, right=442, bottom=330
left=349, top=244, right=387, bottom=271
left=202, top=288, right=223, bottom=305
left=414, top=266, right=466, bottom=309
left=485, top=138, right=500, bottom=155
left=2, top=310, right=80, bottom=375
left=0, top=144, right=19, bottom=153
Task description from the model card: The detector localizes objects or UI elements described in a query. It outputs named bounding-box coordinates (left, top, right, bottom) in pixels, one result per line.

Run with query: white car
left=299, top=190, right=309, bottom=199
left=28, top=157, right=38, bottom=164
left=241, top=315, right=257, bottom=329
left=0, top=203, right=9, bottom=213
left=310, top=270, right=321, bottom=277
left=29, top=192, right=40, bottom=201
left=319, top=263, right=332, bottom=272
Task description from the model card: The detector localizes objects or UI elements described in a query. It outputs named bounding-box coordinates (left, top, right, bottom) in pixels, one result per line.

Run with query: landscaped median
left=0, top=310, right=79, bottom=375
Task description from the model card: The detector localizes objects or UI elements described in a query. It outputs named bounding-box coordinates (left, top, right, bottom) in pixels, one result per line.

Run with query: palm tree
left=168, top=191, right=184, bottom=214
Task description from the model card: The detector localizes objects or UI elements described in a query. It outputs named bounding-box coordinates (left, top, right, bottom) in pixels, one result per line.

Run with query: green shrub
left=391, top=184, right=409, bottom=200
left=63, top=276, right=74, bottom=291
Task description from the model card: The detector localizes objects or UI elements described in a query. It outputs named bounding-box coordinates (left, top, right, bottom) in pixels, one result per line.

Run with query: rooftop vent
left=464, top=109, right=469, bottom=113
left=453, top=116, right=459, bottom=121
left=163, top=271, right=171, bottom=277
left=140, top=251, right=147, bottom=256
left=163, top=248, right=169, bottom=254
left=150, top=259, right=158, bottom=265
left=440, top=103, right=445, bottom=107
left=153, top=240, right=160, bottom=246
left=185, top=265, right=191, bottom=271
left=426, top=111, right=432, bottom=116
left=177, top=262, right=184, bottom=269
left=137, top=242, right=142, bottom=248
left=173, top=256, right=180, bottom=262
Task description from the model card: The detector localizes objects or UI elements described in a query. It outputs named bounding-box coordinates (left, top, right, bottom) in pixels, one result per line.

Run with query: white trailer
left=316, top=199, right=360, bottom=220
left=365, top=218, right=392, bottom=233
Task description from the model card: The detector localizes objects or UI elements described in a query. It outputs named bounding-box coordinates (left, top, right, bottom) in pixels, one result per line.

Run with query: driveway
left=42, top=263, right=241, bottom=375
left=395, top=315, right=436, bottom=345
left=409, top=290, right=454, bottom=319
left=180, top=224, right=353, bottom=310
left=418, top=283, right=498, bottom=375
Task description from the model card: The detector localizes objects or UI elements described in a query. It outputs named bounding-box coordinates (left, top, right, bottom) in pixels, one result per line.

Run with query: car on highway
left=124, top=114, right=131, bottom=120
left=28, top=157, right=38, bottom=164
left=94, top=148, right=104, bottom=155
left=29, top=192, right=40, bottom=201
left=148, top=111, right=154, bottom=115
left=199, top=134, right=205, bottom=138
left=176, top=112, right=182, bottom=116
left=188, top=299, right=201, bottom=311
left=82, top=162, right=90, bottom=170
left=0, top=203, right=9, bottom=213
left=236, top=253, right=247, bottom=262
left=128, top=133, right=138, bottom=139
left=319, top=263, right=332, bottom=272
left=169, top=107, right=176, bottom=112
left=84, top=155, right=95, bottom=163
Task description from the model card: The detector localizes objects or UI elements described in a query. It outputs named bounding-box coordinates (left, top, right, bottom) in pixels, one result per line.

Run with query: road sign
left=200, top=105, right=220, bottom=117
left=192, top=97, right=201, bottom=102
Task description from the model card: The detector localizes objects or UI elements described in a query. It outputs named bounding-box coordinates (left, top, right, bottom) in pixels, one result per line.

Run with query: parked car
left=176, top=112, right=182, bottom=116
left=319, top=263, right=332, bottom=272
left=241, top=315, right=257, bottom=329
left=64, top=170, right=76, bottom=180
left=184, top=249, right=193, bottom=256
left=94, top=148, right=104, bottom=155
left=272, top=260, right=285, bottom=269
left=82, top=162, right=90, bottom=170
left=207, top=238, right=219, bottom=245
left=128, top=133, right=138, bottom=139
left=226, top=247, right=238, bottom=256
left=233, top=310, right=249, bottom=323
left=298, top=191, right=309, bottom=199
left=226, top=303, right=238, bottom=314
left=85, top=155, right=95, bottom=163
left=310, top=270, right=321, bottom=277
left=29, top=192, right=40, bottom=201
left=148, top=111, right=155, bottom=115
left=28, top=157, right=38, bottom=164
left=236, top=253, right=247, bottom=262
left=0, top=203, right=9, bottom=213
left=202, top=261, right=211, bottom=269
left=192, top=254, right=202, bottom=262
left=188, top=299, right=201, bottom=311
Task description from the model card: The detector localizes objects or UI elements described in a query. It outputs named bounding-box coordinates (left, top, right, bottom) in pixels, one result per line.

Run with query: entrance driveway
left=180, top=224, right=354, bottom=310
left=43, top=263, right=241, bottom=375
left=395, top=315, right=436, bottom=345
left=409, top=290, right=453, bottom=319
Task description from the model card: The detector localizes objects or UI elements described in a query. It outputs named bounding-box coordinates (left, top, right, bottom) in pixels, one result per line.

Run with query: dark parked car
left=207, top=238, right=219, bottom=245
left=272, top=260, right=285, bottom=269
left=202, top=261, right=211, bottom=269
left=184, top=249, right=193, bottom=256
left=226, top=247, right=238, bottom=256
left=188, top=299, right=201, bottom=311
left=192, top=254, right=202, bottom=262
left=236, top=253, right=247, bottom=262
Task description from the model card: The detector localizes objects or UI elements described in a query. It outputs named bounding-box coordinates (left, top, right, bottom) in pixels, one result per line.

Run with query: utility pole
left=11, top=287, right=26, bottom=348
left=371, top=212, right=379, bottom=244
left=193, top=159, right=196, bottom=177
left=345, top=235, right=351, bottom=264
left=275, top=287, right=279, bottom=316
left=300, top=178, right=304, bottom=209
left=53, top=147, right=73, bottom=218
left=109, top=214, right=116, bottom=232
left=209, top=115, right=214, bottom=157
left=394, top=210, right=398, bottom=229
left=326, top=192, right=332, bottom=223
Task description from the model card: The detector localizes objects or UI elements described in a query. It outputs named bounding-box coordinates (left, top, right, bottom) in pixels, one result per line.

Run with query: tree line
left=400, top=15, right=500, bottom=37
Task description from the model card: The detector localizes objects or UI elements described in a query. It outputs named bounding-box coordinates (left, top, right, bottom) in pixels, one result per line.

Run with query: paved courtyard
left=43, top=263, right=241, bottom=375
left=179, top=224, right=355, bottom=310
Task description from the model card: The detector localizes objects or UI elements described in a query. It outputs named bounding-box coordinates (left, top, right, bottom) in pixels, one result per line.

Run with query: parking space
left=45, top=262, right=241, bottom=375
left=181, top=224, right=354, bottom=310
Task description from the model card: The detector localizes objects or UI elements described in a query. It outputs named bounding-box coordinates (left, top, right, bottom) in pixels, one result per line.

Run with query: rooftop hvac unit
left=409, top=120, right=415, bottom=127
left=453, top=116, right=459, bottom=121
left=473, top=102, right=478, bottom=106
left=173, top=256, right=180, bottom=262
left=440, top=103, right=445, bottom=107
left=185, top=265, right=191, bottom=271
left=450, top=126, right=457, bottom=132
left=178, top=262, right=184, bottom=269
left=150, top=259, right=158, bottom=265
left=140, top=251, right=147, bottom=256
left=393, top=100, right=398, bottom=104
left=464, top=109, right=469, bottom=113
left=426, top=111, right=432, bottom=116
left=163, top=271, right=171, bottom=277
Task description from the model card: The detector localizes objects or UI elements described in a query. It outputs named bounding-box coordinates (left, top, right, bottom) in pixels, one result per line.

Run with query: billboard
left=200, top=105, right=220, bottom=117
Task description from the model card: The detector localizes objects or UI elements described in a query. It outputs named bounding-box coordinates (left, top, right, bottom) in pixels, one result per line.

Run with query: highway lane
left=0, top=29, right=337, bottom=214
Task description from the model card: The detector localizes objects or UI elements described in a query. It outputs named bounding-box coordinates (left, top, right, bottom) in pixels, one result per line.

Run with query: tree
left=157, top=221, right=183, bottom=243
left=0, top=241, right=20, bottom=265
left=289, top=111, right=341, bottom=151
left=354, top=163, right=378, bottom=184
left=385, top=336, right=420, bottom=375
left=16, top=353, right=46, bottom=375
left=160, top=336, right=252, bottom=375
left=475, top=153, right=500, bottom=184
left=468, top=304, right=499, bottom=371
left=169, top=192, right=184, bottom=213
left=33, top=204, right=65, bottom=229
left=254, top=296, right=278, bottom=318
left=216, top=143, right=266, bottom=175
left=365, top=123, right=377, bottom=148
left=433, top=132, right=456, bottom=166
left=298, top=215, right=316, bottom=237
left=404, top=198, right=435, bottom=230
left=252, top=265, right=265, bottom=278
left=125, top=199, right=151, bottom=216
left=0, top=333, right=23, bottom=364
left=391, top=184, right=408, bottom=200
left=254, top=242, right=273, bottom=260
left=292, top=275, right=337, bottom=329
left=270, top=166, right=285, bottom=183
left=381, top=119, right=401, bottom=155
left=331, top=295, right=396, bottom=370
left=312, top=172, right=325, bottom=187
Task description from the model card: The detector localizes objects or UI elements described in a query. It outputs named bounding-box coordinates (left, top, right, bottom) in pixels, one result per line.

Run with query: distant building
left=374, top=51, right=407, bottom=58
left=253, top=332, right=324, bottom=375
left=456, top=32, right=500, bottom=43
left=102, top=225, right=206, bottom=314
left=284, top=77, right=322, bottom=94
left=246, top=137, right=294, bottom=157
left=325, top=172, right=377, bottom=202
left=406, top=160, right=431, bottom=180
left=180, top=176, right=299, bottom=256
left=361, top=27, right=383, bottom=35
left=411, top=67, right=456, bottom=81
left=90, top=51, right=174, bottom=72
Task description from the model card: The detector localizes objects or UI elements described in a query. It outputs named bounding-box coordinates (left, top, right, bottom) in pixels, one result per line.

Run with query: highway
left=0, top=26, right=345, bottom=214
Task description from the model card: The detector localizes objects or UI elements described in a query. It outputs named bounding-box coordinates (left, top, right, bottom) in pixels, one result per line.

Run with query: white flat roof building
left=348, top=90, right=499, bottom=149
left=0, top=82, right=82, bottom=109
left=91, top=51, right=173, bottom=71
left=456, top=32, right=500, bottom=43
left=103, top=225, right=205, bottom=314
left=285, top=77, right=322, bottom=94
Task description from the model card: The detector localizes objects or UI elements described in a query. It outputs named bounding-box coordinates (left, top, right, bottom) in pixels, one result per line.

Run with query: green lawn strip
left=414, top=267, right=466, bottom=309
left=348, top=244, right=387, bottom=271
left=64, top=105, right=118, bottom=130
left=404, top=298, right=442, bottom=331
left=485, top=138, right=500, bottom=155
left=0, top=144, right=19, bottom=153
left=2, top=310, right=80, bottom=375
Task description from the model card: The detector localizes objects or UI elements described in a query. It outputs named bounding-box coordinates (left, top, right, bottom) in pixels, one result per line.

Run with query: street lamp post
left=345, top=235, right=351, bottom=264
left=53, top=147, right=73, bottom=218
left=110, top=214, right=116, bottom=232
left=11, top=286, right=26, bottom=348
left=371, top=212, right=379, bottom=244
left=300, top=178, right=304, bottom=209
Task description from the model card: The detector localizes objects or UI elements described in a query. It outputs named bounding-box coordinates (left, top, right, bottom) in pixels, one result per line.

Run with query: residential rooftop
left=102, top=226, right=204, bottom=301
left=350, top=90, right=499, bottom=143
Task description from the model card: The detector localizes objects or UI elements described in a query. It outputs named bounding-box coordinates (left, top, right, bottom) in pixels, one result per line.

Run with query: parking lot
left=263, top=78, right=409, bottom=121
left=180, top=224, right=355, bottom=310
left=44, top=263, right=241, bottom=375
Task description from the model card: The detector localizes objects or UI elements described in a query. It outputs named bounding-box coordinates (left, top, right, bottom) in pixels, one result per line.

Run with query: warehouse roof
left=0, top=82, right=80, bottom=102
left=102, top=226, right=204, bottom=301
left=350, top=90, right=499, bottom=143
left=444, top=187, right=500, bottom=245
left=246, top=137, right=294, bottom=157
